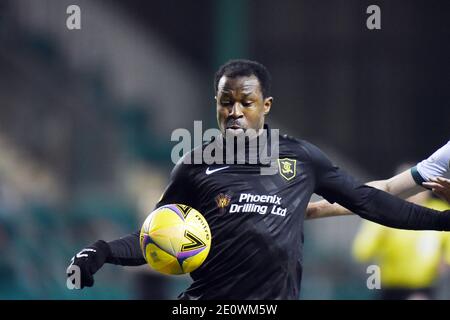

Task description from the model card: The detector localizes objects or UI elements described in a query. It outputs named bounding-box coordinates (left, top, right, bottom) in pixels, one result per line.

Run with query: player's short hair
left=214, top=59, right=272, bottom=98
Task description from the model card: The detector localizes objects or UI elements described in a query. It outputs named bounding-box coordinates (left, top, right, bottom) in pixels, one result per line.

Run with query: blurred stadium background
left=0, top=0, right=448, bottom=299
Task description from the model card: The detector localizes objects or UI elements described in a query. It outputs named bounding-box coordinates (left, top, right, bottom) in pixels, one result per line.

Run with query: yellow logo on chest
left=277, top=158, right=297, bottom=181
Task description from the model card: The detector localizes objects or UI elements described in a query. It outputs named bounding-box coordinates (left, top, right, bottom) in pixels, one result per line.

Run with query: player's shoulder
left=169, top=144, right=205, bottom=177
left=280, top=133, right=306, bottom=149
left=174, top=145, right=202, bottom=166
left=171, top=138, right=218, bottom=173
left=279, top=134, right=326, bottom=161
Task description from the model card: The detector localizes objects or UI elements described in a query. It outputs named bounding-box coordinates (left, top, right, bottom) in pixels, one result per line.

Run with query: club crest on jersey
left=277, top=158, right=297, bottom=181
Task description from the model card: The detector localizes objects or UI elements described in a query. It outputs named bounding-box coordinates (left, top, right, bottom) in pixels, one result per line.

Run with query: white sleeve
left=414, top=140, right=450, bottom=182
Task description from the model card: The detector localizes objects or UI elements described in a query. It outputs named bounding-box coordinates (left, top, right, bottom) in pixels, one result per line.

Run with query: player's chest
left=197, top=158, right=310, bottom=188
left=194, top=159, right=314, bottom=217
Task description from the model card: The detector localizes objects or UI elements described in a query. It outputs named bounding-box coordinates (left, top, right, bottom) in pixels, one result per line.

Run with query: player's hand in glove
left=66, top=240, right=111, bottom=289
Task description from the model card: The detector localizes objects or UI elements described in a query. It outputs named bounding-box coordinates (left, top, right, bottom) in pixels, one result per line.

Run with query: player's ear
left=263, top=97, right=273, bottom=115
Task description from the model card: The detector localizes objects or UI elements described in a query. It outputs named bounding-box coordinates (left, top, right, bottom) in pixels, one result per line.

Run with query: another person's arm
left=413, top=140, right=450, bottom=202
left=423, top=177, right=450, bottom=203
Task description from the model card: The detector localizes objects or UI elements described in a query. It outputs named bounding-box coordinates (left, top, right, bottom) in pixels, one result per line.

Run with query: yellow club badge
left=278, top=158, right=297, bottom=181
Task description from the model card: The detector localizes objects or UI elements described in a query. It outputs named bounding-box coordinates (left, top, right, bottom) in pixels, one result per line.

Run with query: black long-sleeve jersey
left=106, top=129, right=450, bottom=300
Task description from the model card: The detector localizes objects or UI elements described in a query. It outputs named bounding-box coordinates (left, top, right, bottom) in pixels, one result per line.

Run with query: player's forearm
left=306, top=200, right=353, bottom=219
left=375, top=169, right=423, bottom=199
left=350, top=185, right=450, bottom=231
left=105, top=231, right=147, bottom=266
left=307, top=175, right=422, bottom=220
left=306, top=180, right=389, bottom=219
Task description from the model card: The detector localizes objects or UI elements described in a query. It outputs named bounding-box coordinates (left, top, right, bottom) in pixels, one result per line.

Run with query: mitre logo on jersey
left=277, top=158, right=297, bottom=181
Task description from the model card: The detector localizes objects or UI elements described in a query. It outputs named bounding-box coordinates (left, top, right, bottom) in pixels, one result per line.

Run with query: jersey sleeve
left=303, top=141, right=450, bottom=231
left=106, top=230, right=146, bottom=266
left=302, top=141, right=365, bottom=205
left=411, top=140, right=450, bottom=184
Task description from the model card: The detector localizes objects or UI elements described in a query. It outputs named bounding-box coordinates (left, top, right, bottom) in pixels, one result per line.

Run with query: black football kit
left=105, top=126, right=450, bottom=299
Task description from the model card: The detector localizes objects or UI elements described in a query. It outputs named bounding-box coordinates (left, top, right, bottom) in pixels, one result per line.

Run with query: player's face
left=216, top=75, right=272, bottom=136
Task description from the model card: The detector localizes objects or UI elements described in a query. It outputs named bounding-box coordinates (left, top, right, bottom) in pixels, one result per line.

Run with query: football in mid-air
left=139, top=204, right=211, bottom=275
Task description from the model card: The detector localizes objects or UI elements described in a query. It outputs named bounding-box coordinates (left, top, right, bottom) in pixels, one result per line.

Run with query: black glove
left=66, top=240, right=111, bottom=289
